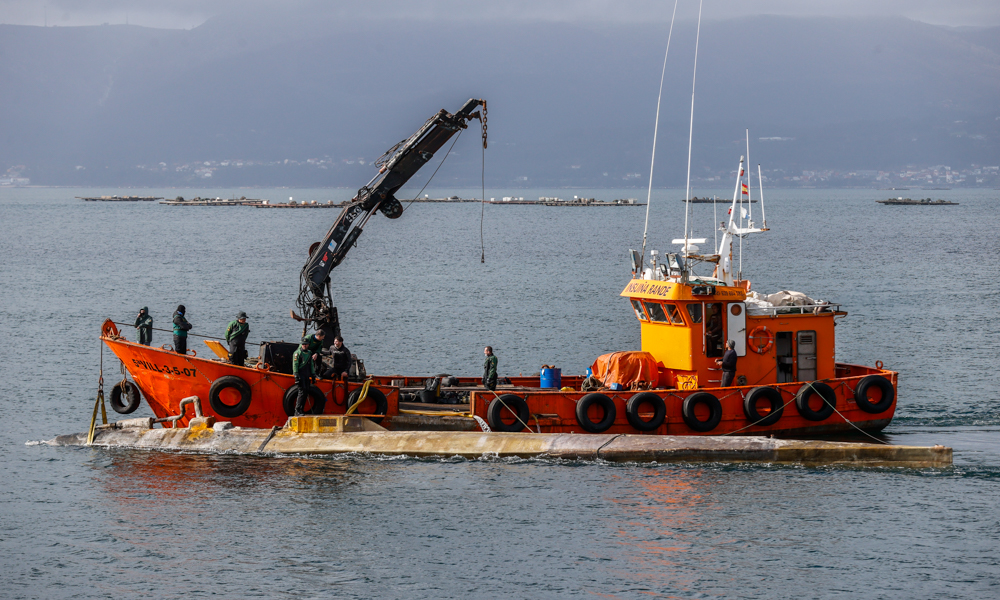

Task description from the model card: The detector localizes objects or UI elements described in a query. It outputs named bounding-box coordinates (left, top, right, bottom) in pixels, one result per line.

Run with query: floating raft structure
left=78, top=195, right=163, bottom=201
left=877, top=197, right=959, bottom=205
left=684, top=196, right=757, bottom=203
left=160, top=196, right=266, bottom=206
left=51, top=415, right=952, bottom=467
left=246, top=200, right=341, bottom=208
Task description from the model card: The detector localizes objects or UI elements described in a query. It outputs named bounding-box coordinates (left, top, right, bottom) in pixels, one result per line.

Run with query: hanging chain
left=480, top=102, right=488, bottom=149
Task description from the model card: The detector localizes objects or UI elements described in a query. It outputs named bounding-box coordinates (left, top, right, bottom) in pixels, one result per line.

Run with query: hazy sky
left=3, top=0, right=1000, bottom=29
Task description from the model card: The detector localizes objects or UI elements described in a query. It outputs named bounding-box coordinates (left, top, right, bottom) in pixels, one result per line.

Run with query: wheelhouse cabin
left=621, top=278, right=844, bottom=390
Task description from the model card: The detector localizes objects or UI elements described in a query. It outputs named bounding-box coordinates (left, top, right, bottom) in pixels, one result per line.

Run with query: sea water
left=1, top=186, right=998, bottom=598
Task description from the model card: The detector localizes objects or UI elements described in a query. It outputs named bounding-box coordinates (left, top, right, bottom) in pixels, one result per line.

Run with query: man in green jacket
left=302, top=329, right=327, bottom=376
left=225, top=311, right=250, bottom=365
left=172, top=305, right=192, bottom=355
left=292, top=336, right=315, bottom=416
left=482, top=346, right=498, bottom=391
left=134, top=307, right=153, bottom=346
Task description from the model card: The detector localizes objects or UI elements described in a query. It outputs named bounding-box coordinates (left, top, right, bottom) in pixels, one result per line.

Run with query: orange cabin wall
left=635, top=299, right=839, bottom=388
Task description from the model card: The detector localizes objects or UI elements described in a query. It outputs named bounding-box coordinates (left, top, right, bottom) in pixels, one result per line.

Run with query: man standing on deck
left=134, top=307, right=152, bottom=346
left=330, top=335, right=351, bottom=380
left=301, top=329, right=327, bottom=377
left=172, top=305, right=192, bottom=355
left=225, top=312, right=250, bottom=365
left=482, top=346, right=498, bottom=391
left=292, top=336, right=314, bottom=415
left=716, top=339, right=737, bottom=387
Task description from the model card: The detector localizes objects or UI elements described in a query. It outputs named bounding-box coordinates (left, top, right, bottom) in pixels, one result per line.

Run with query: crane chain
left=480, top=103, right=488, bottom=149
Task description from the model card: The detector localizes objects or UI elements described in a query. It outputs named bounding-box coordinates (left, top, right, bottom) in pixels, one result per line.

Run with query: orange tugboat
left=96, top=96, right=896, bottom=439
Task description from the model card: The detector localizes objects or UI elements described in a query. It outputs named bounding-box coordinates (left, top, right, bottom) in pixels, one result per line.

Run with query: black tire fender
left=346, top=387, right=388, bottom=424
left=625, top=392, right=666, bottom=432
left=208, top=375, right=253, bottom=418
left=110, top=381, right=141, bottom=415
left=853, top=375, right=894, bottom=414
left=742, top=386, right=784, bottom=427
left=682, top=392, right=722, bottom=432
left=576, top=393, right=617, bottom=433
left=487, top=394, right=531, bottom=432
left=795, top=381, right=837, bottom=421
left=283, top=384, right=326, bottom=416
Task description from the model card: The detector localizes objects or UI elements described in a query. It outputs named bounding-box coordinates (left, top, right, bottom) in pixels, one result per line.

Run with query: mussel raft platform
left=50, top=415, right=953, bottom=467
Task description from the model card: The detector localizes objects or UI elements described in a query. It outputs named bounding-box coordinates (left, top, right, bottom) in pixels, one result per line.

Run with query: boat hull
left=468, top=364, right=897, bottom=437
left=102, top=333, right=396, bottom=429
left=101, top=323, right=895, bottom=438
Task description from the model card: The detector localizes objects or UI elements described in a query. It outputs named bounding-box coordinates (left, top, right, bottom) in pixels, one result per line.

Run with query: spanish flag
left=741, top=183, right=749, bottom=196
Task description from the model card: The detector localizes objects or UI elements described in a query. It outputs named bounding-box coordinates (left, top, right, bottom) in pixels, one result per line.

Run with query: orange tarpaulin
left=590, top=352, right=660, bottom=388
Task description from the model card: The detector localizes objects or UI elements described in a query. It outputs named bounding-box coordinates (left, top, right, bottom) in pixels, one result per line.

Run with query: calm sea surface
left=1, top=186, right=998, bottom=598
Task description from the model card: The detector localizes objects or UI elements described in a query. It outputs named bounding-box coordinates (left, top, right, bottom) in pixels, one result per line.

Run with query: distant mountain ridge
left=1, top=13, right=998, bottom=186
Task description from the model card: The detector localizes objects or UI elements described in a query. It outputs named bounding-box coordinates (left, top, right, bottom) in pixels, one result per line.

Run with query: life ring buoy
left=576, top=393, right=617, bottom=433
left=626, top=392, right=666, bottom=432
left=682, top=392, right=722, bottom=432
left=795, top=382, right=836, bottom=421
left=747, top=326, right=774, bottom=354
left=110, top=381, right=141, bottom=414
left=346, top=387, right=388, bottom=424
left=209, top=375, right=253, bottom=418
left=487, top=394, right=531, bottom=432
left=853, top=375, right=894, bottom=414
left=743, top=386, right=783, bottom=426
left=283, top=384, right=326, bottom=416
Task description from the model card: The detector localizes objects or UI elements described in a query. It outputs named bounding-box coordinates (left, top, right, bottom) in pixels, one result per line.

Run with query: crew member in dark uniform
left=330, top=335, right=351, bottom=380
left=225, top=311, right=250, bottom=365
left=716, top=339, right=738, bottom=387
left=482, top=346, right=498, bottom=391
left=292, top=336, right=314, bottom=416
left=134, top=307, right=153, bottom=346
left=172, top=305, right=192, bottom=355
left=302, top=330, right=327, bottom=376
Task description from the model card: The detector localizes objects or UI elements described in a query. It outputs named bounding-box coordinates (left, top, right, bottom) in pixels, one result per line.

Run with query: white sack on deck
left=762, top=290, right=825, bottom=307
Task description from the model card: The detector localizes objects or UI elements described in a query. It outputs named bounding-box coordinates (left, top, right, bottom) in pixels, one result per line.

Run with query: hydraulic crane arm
left=295, top=98, right=487, bottom=340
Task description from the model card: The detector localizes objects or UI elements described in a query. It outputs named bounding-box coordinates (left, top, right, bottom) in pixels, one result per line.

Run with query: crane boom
left=295, top=98, right=487, bottom=342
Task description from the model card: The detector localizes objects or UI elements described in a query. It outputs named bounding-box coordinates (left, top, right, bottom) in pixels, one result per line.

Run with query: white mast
left=682, top=0, right=704, bottom=264
left=639, top=0, right=679, bottom=267
left=758, top=163, right=768, bottom=229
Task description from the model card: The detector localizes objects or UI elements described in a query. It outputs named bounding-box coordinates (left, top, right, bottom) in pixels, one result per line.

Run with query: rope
left=112, top=321, right=230, bottom=343
left=482, top=388, right=538, bottom=433
left=718, top=380, right=890, bottom=444
left=403, top=130, right=463, bottom=211
left=345, top=378, right=372, bottom=415
left=722, top=390, right=797, bottom=436
left=87, top=342, right=108, bottom=445
left=480, top=123, right=486, bottom=264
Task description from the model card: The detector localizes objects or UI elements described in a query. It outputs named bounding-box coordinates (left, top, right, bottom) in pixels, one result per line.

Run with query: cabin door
left=726, top=303, right=746, bottom=356
left=796, top=330, right=817, bottom=381
left=776, top=332, right=794, bottom=383
left=704, top=303, right=723, bottom=357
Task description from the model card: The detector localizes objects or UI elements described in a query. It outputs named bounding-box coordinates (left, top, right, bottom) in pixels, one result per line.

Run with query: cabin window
left=631, top=299, right=648, bottom=321
left=664, top=303, right=685, bottom=325
left=643, top=301, right=669, bottom=323
left=687, top=303, right=703, bottom=323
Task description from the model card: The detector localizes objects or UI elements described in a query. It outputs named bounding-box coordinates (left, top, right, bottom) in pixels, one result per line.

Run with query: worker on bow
left=172, top=305, right=192, bottom=355
left=225, top=311, right=250, bottom=365
left=134, top=307, right=153, bottom=346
